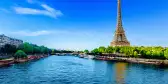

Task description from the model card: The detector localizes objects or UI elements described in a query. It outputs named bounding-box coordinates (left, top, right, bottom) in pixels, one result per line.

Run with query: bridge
left=52, top=52, right=80, bottom=56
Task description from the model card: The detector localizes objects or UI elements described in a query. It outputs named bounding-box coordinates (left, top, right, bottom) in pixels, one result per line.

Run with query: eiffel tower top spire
left=116, top=0, right=124, bottom=33
left=110, top=0, right=130, bottom=46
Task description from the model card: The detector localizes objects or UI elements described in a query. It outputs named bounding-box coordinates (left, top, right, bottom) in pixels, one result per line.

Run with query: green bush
left=91, top=48, right=100, bottom=55
left=14, top=50, right=27, bottom=59
left=164, top=49, right=168, bottom=59
left=84, top=50, right=89, bottom=54
left=133, top=51, right=138, bottom=57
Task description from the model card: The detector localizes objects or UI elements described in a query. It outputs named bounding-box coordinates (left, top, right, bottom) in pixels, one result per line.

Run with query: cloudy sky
left=0, top=0, right=168, bottom=50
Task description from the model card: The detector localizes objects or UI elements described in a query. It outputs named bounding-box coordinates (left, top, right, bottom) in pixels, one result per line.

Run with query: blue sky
left=0, top=0, right=168, bottom=50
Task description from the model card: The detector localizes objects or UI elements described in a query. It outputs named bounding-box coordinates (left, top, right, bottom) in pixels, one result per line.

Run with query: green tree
left=51, top=49, right=55, bottom=54
left=14, top=50, right=27, bottom=59
left=139, top=50, right=146, bottom=58
left=146, top=51, right=151, bottom=58
left=98, top=46, right=106, bottom=54
left=133, top=51, right=138, bottom=57
left=34, top=46, right=41, bottom=54
left=23, top=42, right=34, bottom=54
left=84, top=50, right=89, bottom=54
left=164, top=49, right=168, bottom=59
left=91, top=48, right=99, bottom=55
left=114, top=47, right=120, bottom=53
left=39, top=46, right=48, bottom=54
left=105, top=46, right=115, bottom=53
left=90, top=46, right=167, bottom=59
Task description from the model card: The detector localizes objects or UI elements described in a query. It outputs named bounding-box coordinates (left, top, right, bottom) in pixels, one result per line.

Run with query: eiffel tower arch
left=111, top=0, right=130, bottom=47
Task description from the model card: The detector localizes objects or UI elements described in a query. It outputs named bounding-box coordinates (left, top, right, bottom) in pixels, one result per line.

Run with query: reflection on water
left=105, top=61, right=113, bottom=84
left=115, top=62, right=127, bottom=84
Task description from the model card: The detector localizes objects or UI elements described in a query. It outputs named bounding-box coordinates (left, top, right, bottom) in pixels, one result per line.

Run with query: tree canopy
left=90, top=46, right=168, bottom=59
left=18, top=42, right=50, bottom=54
left=14, top=50, right=27, bottom=59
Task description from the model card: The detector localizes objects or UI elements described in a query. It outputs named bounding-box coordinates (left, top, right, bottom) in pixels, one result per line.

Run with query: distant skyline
left=0, top=0, right=168, bottom=50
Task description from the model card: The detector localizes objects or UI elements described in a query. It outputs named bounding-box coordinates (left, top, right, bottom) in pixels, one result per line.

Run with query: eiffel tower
left=110, top=0, right=130, bottom=46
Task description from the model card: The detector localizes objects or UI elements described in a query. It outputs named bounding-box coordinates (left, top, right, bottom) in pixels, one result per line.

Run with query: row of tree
left=88, top=46, right=168, bottom=59
left=0, top=42, right=51, bottom=55
left=18, top=42, right=51, bottom=55
left=0, top=42, right=53, bottom=59
left=0, top=42, right=78, bottom=59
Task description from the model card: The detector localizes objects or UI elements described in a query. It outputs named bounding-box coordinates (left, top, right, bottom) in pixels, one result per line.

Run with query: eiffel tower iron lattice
left=110, top=0, right=130, bottom=46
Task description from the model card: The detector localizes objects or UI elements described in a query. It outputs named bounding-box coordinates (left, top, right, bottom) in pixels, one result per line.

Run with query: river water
left=0, top=56, right=168, bottom=84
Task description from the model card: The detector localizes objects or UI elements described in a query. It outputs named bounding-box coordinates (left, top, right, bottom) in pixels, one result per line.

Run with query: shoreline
left=0, top=55, right=49, bottom=67
left=94, top=56, right=168, bottom=66
left=2, top=55, right=168, bottom=67
left=0, top=58, right=14, bottom=67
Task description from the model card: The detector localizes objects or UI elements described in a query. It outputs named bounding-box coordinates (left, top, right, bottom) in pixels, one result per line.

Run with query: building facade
left=0, top=34, right=23, bottom=47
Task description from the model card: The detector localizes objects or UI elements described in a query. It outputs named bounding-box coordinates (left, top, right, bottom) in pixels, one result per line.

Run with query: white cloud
left=9, top=29, right=72, bottom=37
left=11, top=30, right=51, bottom=36
left=13, top=1, right=63, bottom=18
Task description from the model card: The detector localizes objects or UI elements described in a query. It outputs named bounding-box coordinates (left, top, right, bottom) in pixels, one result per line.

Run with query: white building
left=0, top=34, right=23, bottom=47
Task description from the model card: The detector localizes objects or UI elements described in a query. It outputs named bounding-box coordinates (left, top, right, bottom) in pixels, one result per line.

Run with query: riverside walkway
left=95, top=54, right=168, bottom=66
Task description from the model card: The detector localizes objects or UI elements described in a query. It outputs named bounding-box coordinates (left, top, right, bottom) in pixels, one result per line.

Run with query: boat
left=88, top=55, right=95, bottom=59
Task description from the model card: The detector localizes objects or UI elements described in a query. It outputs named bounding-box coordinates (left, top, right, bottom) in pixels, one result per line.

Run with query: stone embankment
left=0, top=55, right=49, bottom=67
left=95, top=56, right=168, bottom=66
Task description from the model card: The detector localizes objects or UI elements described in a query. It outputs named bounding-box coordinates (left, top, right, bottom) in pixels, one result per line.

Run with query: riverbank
left=0, top=55, right=49, bottom=67
left=95, top=56, right=168, bottom=66
left=0, top=58, right=14, bottom=67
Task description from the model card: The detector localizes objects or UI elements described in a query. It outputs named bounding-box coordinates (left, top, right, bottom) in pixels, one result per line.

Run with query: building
left=110, top=0, right=130, bottom=46
left=0, top=34, right=23, bottom=47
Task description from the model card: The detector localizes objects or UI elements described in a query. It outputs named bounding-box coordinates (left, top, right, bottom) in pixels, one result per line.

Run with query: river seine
left=0, top=56, right=168, bottom=84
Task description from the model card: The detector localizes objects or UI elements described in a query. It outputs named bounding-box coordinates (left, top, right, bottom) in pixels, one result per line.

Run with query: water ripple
left=0, top=56, right=168, bottom=84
